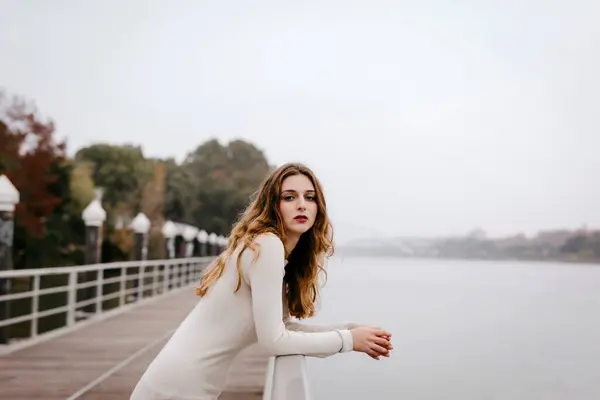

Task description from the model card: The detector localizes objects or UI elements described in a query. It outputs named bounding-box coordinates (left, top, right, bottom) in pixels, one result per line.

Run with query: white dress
left=130, top=233, right=354, bottom=400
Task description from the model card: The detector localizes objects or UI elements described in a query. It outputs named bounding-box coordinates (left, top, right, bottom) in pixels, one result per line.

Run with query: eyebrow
left=281, top=189, right=316, bottom=194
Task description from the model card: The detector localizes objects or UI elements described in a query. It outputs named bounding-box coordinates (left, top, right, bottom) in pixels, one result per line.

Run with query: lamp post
left=81, top=196, right=106, bottom=314
left=81, top=198, right=106, bottom=265
left=197, top=230, right=208, bottom=257
left=131, top=213, right=151, bottom=261
left=162, top=221, right=177, bottom=259
left=217, top=235, right=227, bottom=253
left=208, top=233, right=217, bottom=256
left=0, top=175, right=19, bottom=344
left=182, top=226, right=198, bottom=258
left=130, top=212, right=150, bottom=301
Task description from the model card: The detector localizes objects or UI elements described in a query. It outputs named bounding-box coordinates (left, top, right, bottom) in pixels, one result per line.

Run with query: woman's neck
left=284, top=233, right=301, bottom=256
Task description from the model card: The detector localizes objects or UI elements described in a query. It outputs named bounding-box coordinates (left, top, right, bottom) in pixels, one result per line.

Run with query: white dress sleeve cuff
left=335, top=329, right=353, bottom=353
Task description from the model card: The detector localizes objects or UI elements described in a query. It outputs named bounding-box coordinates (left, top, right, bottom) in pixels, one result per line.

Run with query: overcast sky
left=1, top=0, right=598, bottom=241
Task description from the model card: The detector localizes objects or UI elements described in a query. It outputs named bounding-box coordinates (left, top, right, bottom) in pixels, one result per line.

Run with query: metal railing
left=263, top=355, right=312, bottom=400
left=0, top=257, right=213, bottom=346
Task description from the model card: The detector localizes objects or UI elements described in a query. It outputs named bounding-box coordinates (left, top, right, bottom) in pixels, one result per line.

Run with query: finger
left=372, top=348, right=389, bottom=358
left=376, top=330, right=392, bottom=338
left=373, top=336, right=390, bottom=347
left=366, top=349, right=381, bottom=360
left=370, top=343, right=390, bottom=356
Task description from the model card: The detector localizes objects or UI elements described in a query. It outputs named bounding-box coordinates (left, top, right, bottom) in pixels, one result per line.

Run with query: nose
left=297, top=197, right=306, bottom=211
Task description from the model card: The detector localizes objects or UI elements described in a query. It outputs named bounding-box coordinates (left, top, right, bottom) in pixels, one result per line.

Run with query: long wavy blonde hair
left=195, top=162, right=334, bottom=319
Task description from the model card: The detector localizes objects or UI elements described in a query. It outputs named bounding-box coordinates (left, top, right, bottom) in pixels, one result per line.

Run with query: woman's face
left=279, top=174, right=318, bottom=237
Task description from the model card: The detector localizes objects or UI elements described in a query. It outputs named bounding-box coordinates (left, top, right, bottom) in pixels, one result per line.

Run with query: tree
left=560, top=235, right=588, bottom=254
left=0, top=91, right=66, bottom=237
left=0, top=91, right=84, bottom=268
left=163, top=158, right=198, bottom=225
left=69, top=162, right=96, bottom=213
left=176, top=139, right=272, bottom=234
left=140, top=161, right=167, bottom=260
left=74, top=144, right=153, bottom=219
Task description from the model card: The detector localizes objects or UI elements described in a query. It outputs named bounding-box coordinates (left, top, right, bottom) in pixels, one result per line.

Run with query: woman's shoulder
left=238, top=232, right=285, bottom=280
left=253, top=232, right=284, bottom=248
left=237, top=232, right=284, bottom=262
left=245, top=232, right=284, bottom=261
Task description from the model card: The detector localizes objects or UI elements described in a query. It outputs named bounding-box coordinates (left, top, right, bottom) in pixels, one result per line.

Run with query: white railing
left=0, top=257, right=213, bottom=345
left=263, top=355, right=312, bottom=400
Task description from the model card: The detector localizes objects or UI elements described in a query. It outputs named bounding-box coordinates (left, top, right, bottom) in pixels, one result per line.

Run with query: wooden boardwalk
left=0, top=287, right=269, bottom=400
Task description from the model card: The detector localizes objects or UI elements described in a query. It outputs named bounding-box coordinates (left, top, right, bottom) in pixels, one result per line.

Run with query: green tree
left=69, top=162, right=96, bottom=213
left=177, top=139, right=272, bottom=234
left=163, top=158, right=197, bottom=224
left=74, top=144, right=152, bottom=216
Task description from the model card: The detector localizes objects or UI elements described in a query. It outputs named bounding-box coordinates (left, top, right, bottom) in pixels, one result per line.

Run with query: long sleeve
left=244, top=233, right=353, bottom=357
left=281, top=289, right=360, bottom=332
left=283, top=314, right=360, bottom=333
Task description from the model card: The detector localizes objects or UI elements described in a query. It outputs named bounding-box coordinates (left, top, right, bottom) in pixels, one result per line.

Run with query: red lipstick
left=294, top=215, right=308, bottom=223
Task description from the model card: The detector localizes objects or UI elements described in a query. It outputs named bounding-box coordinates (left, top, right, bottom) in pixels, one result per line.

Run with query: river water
left=305, top=256, right=600, bottom=399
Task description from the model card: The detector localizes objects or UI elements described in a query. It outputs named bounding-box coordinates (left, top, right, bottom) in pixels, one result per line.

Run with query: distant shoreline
left=335, top=248, right=600, bottom=266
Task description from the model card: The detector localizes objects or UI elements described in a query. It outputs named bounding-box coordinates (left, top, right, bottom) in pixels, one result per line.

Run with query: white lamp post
left=208, top=232, right=217, bottom=256
left=182, top=225, right=198, bottom=258
left=131, top=212, right=151, bottom=261
left=0, top=175, right=19, bottom=344
left=161, top=220, right=177, bottom=259
left=197, top=230, right=208, bottom=257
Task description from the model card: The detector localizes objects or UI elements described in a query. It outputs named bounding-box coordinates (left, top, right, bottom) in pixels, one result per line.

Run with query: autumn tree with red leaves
left=0, top=91, right=87, bottom=269
left=0, top=91, right=66, bottom=237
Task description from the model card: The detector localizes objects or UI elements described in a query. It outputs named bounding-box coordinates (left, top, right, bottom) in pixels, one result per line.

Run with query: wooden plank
left=0, top=288, right=269, bottom=399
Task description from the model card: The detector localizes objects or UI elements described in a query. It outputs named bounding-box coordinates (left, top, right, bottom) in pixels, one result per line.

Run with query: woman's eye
left=283, top=195, right=295, bottom=201
left=306, top=195, right=316, bottom=201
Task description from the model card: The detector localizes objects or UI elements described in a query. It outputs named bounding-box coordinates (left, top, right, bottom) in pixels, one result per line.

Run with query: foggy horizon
left=1, top=0, right=598, bottom=241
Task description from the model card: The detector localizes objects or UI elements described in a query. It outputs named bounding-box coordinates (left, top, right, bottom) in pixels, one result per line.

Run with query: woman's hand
left=350, top=326, right=393, bottom=360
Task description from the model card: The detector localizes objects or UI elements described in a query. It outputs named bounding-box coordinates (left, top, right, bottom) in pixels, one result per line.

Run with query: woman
left=131, top=162, right=393, bottom=400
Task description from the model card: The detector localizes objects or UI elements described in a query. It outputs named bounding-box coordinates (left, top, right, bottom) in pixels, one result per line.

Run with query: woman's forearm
left=283, top=316, right=361, bottom=332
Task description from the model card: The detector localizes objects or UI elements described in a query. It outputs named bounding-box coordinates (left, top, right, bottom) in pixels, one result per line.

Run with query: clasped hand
left=350, top=326, right=393, bottom=360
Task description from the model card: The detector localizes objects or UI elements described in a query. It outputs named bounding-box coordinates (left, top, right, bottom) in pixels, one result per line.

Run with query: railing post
left=163, top=263, right=170, bottom=293
left=183, top=262, right=188, bottom=286
left=137, top=263, right=145, bottom=301
left=264, top=355, right=312, bottom=400
left=0, top=174, right=19, bottom=344
left=186, top=262, right=192, bottom=285
left=95, top=268, right=103, bottom=314
left=120, top=266, right=127, bottom=306
left=153, top=264, right=160, bottom=296
left=30, top=274, right=40, bottom=338
left=173, top=263, right=178, bottom=288
left=67, top=271, right=77, bottom=326
left=193, top=260, right=200, bottom=282
left=177, top=263, right=182, bottom=287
